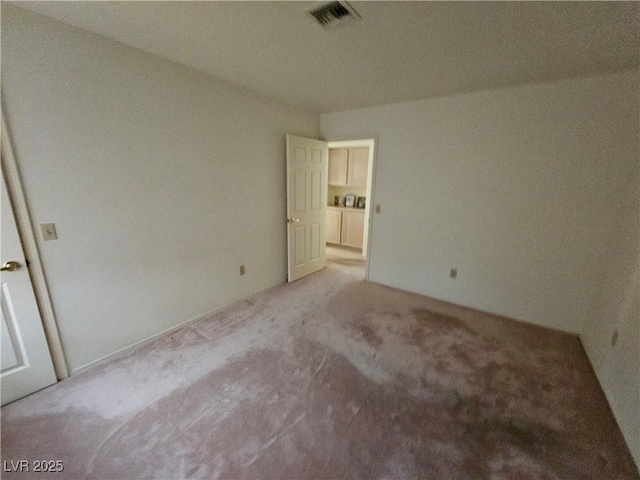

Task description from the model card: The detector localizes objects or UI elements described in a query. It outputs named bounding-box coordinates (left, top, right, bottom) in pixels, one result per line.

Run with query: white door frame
left=1, top=113, right=69, bottom=380
left=325, top=135, right=378, bottom=281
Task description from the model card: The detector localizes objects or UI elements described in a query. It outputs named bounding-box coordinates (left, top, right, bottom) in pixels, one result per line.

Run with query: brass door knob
left=1, top=261, right=22, bottom=272
left=287, top=217, right=300, bottom=224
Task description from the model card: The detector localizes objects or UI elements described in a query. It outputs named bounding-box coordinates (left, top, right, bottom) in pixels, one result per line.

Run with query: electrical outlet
left=40, top=223, right=57, bottom=241
left=375, top=205, right=381, bottom=214
left=240, top=265, right=245, bottom=276
left=450, top=268, right=457, bottom=279
left=611, top=330, right=618, bottom=347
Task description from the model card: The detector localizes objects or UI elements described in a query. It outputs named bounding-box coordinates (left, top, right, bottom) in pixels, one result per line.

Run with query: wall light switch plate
left=450, top=268, right=457, bottom=279
left=40, top=223, right=57, bottom=241
left=375, top=205, right=381, bottom=214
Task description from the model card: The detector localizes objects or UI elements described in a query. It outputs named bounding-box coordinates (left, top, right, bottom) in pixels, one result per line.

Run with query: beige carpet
left=2, top=248, right=638, bottom=479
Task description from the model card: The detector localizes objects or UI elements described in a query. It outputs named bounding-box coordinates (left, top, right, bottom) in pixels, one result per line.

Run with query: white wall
left=581, top=167, right=639, bottom=468
left=1, top=5, right=319, bottom=372
left=322, top=71, right=639, bottom=466
left=321, top=71, right=638, bottom=334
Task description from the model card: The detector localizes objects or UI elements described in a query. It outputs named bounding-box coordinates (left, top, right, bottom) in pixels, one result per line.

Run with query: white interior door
left=286, top=135, right=328, bottom=282
left=1, top=173, right=57, bottom=405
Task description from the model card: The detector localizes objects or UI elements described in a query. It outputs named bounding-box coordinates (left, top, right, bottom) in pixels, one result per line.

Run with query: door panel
left=294, top=225, right=306, bottom=267
left=2, top=288, right=24, bottom=372
left=310, top=223, right=321, bottom=260
left=286, top=135, right=328, bottom=282
left=1, top=174, right=56, bottom=405
left=311, top=170, right=322, bottom=211
left=312, top=148, right=322, bottom=164
left=294, top=170, right=306, bottom=211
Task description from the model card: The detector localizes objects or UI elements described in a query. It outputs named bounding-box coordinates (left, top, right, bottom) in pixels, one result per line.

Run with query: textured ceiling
left=9, top=1, right=639, bottom=112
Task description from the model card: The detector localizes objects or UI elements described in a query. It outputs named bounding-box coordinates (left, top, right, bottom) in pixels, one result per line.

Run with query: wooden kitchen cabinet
left=347, top=147, right=368, bottom=186
left=341, top=209, right=365, bottom=248
left=326, top=209, right=342, bottom=244
left=326, top=207, right=365, bottom=249
left=328, top=147, right=368, bottom=186
left=328, top=148, right=349, bottom=186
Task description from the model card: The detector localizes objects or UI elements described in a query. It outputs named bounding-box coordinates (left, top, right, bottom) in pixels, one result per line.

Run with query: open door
left=286, top=135, right=328, bottom=282
left=1, top=173, right=57, bottom=405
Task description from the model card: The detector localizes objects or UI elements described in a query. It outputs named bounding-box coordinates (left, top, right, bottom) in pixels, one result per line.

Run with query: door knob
left=287, top=217, right=300, bottom=224
left=1, top=261, right=22, bottom=272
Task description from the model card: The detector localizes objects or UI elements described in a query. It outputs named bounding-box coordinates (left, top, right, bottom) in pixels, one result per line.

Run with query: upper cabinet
left=328, top=147, right=368, bottom=186
left=328, top=148, right=349, bottom=186
left=347, top=147, right=368, bottom=186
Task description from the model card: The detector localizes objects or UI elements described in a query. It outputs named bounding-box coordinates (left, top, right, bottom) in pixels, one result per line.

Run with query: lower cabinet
left=326, top=209, right=342, bottom=244
left=341, top=210, right=365, bottom=248
left=326, top=208, right=365, bottom=249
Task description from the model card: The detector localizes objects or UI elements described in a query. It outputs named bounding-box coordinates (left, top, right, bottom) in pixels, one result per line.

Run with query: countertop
left=327, top=206, right=365, bottom=213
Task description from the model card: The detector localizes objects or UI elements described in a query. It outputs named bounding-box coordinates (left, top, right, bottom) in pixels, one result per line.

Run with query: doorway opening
left=324, top=138, right=376, bottom=280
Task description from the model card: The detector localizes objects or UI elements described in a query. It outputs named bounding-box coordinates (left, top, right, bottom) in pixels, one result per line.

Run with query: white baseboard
left=68, top=279, right=286, bottom=376
left=69, top=307, right=219, bottom=376
left=579, top=334, right=640, bottom=472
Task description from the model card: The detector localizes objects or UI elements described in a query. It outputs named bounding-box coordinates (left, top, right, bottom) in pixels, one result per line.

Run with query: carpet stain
left=412, top=308, right=477, bottom=335
left=357, top=323, right=383, bottom=348
left=1, top=261, right=637, bottom=480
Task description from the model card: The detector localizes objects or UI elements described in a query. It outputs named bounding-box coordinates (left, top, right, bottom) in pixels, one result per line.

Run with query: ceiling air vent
left=309, top=1, right=361, bottom=29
